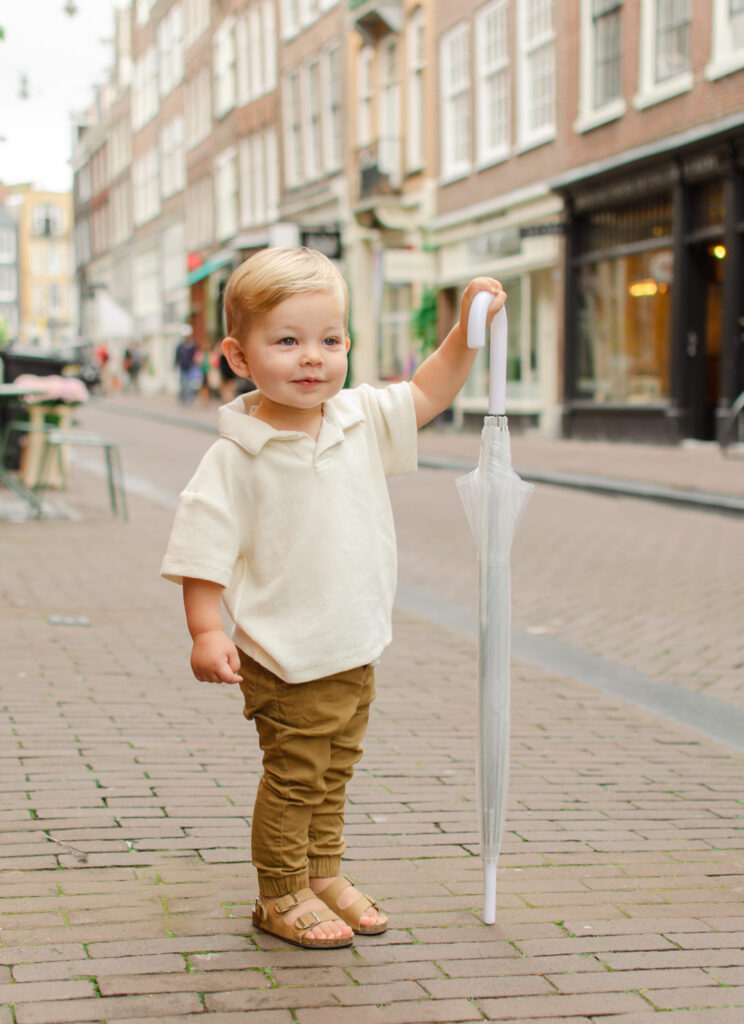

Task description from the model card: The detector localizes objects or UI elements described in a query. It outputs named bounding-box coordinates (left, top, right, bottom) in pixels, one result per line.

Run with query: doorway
left=685, top=241, right=724, bottom=440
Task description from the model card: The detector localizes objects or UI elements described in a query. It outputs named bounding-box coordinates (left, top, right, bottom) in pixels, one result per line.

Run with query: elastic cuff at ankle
left=257, top=869, right=309, bottom=898
left=308, top=856, right=341, bottom=879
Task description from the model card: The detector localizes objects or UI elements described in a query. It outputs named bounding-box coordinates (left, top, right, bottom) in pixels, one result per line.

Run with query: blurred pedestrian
left=174, top=325, right=198, bottom=404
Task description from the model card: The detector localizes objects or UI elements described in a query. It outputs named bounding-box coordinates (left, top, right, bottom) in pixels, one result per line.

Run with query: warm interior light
left=712, top=245, right=726, bottom=260
left=629, top=280, right=658, bottom=297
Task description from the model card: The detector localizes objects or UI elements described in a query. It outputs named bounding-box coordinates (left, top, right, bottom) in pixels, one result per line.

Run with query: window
left=186, top=64, right=211, bottom=147
left=0, top=267, right=17, bottom=300
left=283, top=70, right=303, bottom=186
left=576, top=0, right=625, bottom=131
left=280, top=0, right=301, bottom=40
left=159, top=2, right=184, bottom=97
left=133, top=247, right=160, bottom=320
left=708, top=0, right=744, bottom=77
left=406, top=8, right=425, bottom=172
left=214, top=148, right=238, bottom=241
left=186, top=176, right=214, bottom=250
left=132, top=45, right=159, bottom=130
left=0, top=229, right=14, bottom=261
left=476, top=0, right=510, bottom=166
left=136, top=0, right=156, bottom=27
left=32, top=205, right=64, bottom=237
left=304, top=60, right=323, bottom=180
left=379, top=41, right=401, bottom=185
left=576, top=198, right=674, bottom=403
left=161, top=116, right=186, bottom=198
left=323, top=45, right=343, bottom=172
left=379, top=283, right=416, bottom=380
left=237, top=2, right=276, bottom=105
left=162, top=221, right=186, bottom=297
left=655, top=0, right=691, bottom=82
left=593, top=0, right=622, bottom=105
left=440, top=23, right=471, bottom=180
left=635, top=0, right=692, bottom=106
left=110, top=120, right=132, bottom=179
left=110, top=181, right=132, bottom=246
left=517, top=0, right=555, bottom=147
left=357, top=47, right=374, bottom=148
left=213, top=18, right=237, bottom=118
left=133, top=148, right=160, bottom=225
left=184, top=0, right=210, bottom=46
left=239, top=128, right=279, bottom=227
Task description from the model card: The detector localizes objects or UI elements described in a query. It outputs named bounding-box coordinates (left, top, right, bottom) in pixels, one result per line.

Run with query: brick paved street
left=1, top=394, right=743, bottom=1023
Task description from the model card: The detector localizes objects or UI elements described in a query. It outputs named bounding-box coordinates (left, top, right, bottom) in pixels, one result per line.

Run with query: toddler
left=162, top=247, right=505, bottom=948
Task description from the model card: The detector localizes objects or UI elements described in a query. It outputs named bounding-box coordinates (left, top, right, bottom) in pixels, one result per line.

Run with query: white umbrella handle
left=466, top=291, right=508, bottom=416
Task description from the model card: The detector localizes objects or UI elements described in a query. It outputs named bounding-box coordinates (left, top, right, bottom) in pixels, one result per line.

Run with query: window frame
left=475, top=0, right=511, bottom=169
left=516, top=0, right=556, bottom=151
left=439, top=21, right=472, bottom=182
left=634, top=0, right=693, bottom=109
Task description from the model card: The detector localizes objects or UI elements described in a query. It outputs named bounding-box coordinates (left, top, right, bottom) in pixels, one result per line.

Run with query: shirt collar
left=218, top=389, right=365, bottom=456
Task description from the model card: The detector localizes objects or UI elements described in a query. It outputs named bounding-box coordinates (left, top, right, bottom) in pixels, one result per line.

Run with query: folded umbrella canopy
left=456, top=293, right=533, bottom=924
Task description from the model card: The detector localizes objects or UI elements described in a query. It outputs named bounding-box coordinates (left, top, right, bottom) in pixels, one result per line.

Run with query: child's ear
left=222, top=337, right=252, bottom=378
left=345, top=335, right=351, bottom=353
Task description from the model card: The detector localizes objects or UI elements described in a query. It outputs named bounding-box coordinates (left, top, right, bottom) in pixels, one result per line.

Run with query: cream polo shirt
left=161, top=382, right=418, bottom=683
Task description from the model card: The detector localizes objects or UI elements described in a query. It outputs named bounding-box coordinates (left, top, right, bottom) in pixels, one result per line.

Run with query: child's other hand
left=190, top=630, right=242, bottom=685
left=459, top=277, right=506, bottom=335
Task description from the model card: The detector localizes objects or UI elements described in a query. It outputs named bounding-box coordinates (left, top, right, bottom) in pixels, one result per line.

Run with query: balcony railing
left=357, top=138, right=402, bottom=199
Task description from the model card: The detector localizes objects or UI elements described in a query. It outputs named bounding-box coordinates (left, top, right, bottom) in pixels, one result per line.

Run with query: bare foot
left=272, top=893, right=353, bottom=943
left=310, top=876, right=384, bottom=930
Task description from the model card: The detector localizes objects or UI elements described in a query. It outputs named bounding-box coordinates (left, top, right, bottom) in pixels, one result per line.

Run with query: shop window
left=462, top=275, right=541, bottom=403
left=379, top=284, right=416, bottom=380
left=577, top=248, right=672, bottom=403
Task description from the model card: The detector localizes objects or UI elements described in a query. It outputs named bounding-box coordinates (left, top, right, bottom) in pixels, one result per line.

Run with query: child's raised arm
left=409, top=276, right=506, bottom=429
left=183, top=577, right=242, bottom=685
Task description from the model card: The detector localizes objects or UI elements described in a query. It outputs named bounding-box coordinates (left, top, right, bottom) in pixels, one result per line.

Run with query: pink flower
left=14, top=374, right=89, bottom=405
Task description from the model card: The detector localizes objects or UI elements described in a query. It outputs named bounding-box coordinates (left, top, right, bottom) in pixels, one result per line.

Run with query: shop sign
left=520, top=223, right=566, bottom=237
left=301, top=228, right=342, bottom=260
left=467, top=228, right=521, bottom=260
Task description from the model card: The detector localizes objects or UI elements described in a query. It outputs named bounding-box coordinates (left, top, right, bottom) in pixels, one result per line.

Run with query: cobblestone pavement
left=0, top=394, right=742, bottom=1024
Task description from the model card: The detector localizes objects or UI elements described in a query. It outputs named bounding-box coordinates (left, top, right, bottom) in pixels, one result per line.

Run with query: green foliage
left=410, top=286, right=439, bottom=360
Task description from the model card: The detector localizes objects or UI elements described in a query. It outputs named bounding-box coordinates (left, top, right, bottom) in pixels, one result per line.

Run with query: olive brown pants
left=238, top=652, right=376, bottom=898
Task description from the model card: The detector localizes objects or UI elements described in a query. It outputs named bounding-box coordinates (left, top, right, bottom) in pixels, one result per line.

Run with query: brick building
left=71, top=0, right=744, bottom=440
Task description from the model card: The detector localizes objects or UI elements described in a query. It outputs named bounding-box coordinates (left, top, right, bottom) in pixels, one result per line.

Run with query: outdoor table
left=0, top=382, right=50, bottom=516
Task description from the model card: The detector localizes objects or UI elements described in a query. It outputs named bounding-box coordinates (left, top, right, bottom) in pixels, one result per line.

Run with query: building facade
left=0, top=184, right=76, bottom=348
left=71, top=0, right=744, bottom=440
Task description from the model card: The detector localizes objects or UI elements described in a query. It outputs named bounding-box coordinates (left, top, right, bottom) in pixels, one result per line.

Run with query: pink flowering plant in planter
left=14, top=374, right=90, bottom=406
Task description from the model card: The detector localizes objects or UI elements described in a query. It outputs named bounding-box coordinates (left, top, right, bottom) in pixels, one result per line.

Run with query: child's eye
left=324, top=337, right=341, bottom=347
left=279, top=337, right=297, bottom=346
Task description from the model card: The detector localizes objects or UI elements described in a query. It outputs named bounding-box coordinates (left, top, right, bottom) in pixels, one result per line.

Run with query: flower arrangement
left=14, top=374, right=89, bottom=405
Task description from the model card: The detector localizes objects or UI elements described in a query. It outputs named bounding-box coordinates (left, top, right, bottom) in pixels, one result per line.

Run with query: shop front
left=555, top=120, right=744, bottom=442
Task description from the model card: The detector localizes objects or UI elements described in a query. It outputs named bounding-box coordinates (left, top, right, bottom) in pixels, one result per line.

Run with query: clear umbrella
left=456, top=293, right=533, bottom=924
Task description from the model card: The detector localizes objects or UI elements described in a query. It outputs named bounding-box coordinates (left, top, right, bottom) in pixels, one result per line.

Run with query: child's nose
left=301, top=343, right=324, bottom=363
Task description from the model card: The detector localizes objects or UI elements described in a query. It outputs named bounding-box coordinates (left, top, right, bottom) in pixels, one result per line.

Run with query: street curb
left=418, top=455, right=744, bottom=517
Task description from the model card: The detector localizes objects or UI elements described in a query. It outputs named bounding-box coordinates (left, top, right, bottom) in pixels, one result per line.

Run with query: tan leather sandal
left=315, top=875, right=388, bottom=935
left=252, top=888, right=354, bottom=949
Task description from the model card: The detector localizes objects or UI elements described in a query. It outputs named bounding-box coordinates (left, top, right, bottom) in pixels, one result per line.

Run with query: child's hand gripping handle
left=466, top=291, right=508, bottom=417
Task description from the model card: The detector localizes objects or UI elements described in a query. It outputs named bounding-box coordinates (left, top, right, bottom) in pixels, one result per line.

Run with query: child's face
left=235, top=289, right=349, bottom=417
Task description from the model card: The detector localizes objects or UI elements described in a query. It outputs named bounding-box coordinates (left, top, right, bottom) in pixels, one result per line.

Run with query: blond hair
left=224, top=247, right=349, bottom=344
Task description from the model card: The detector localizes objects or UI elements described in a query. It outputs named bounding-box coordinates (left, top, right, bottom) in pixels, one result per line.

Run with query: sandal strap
left=274, top=887, right=316, bottom=915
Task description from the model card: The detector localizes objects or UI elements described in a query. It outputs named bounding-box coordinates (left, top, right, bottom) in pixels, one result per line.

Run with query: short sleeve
left=160, top=489, right=240, bottom=586
left=356, top=381, right=418, bottom=478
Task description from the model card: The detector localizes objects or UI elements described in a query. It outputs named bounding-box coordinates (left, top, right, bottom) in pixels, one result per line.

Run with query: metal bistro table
left=0, top=382, right=50, bottom=516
